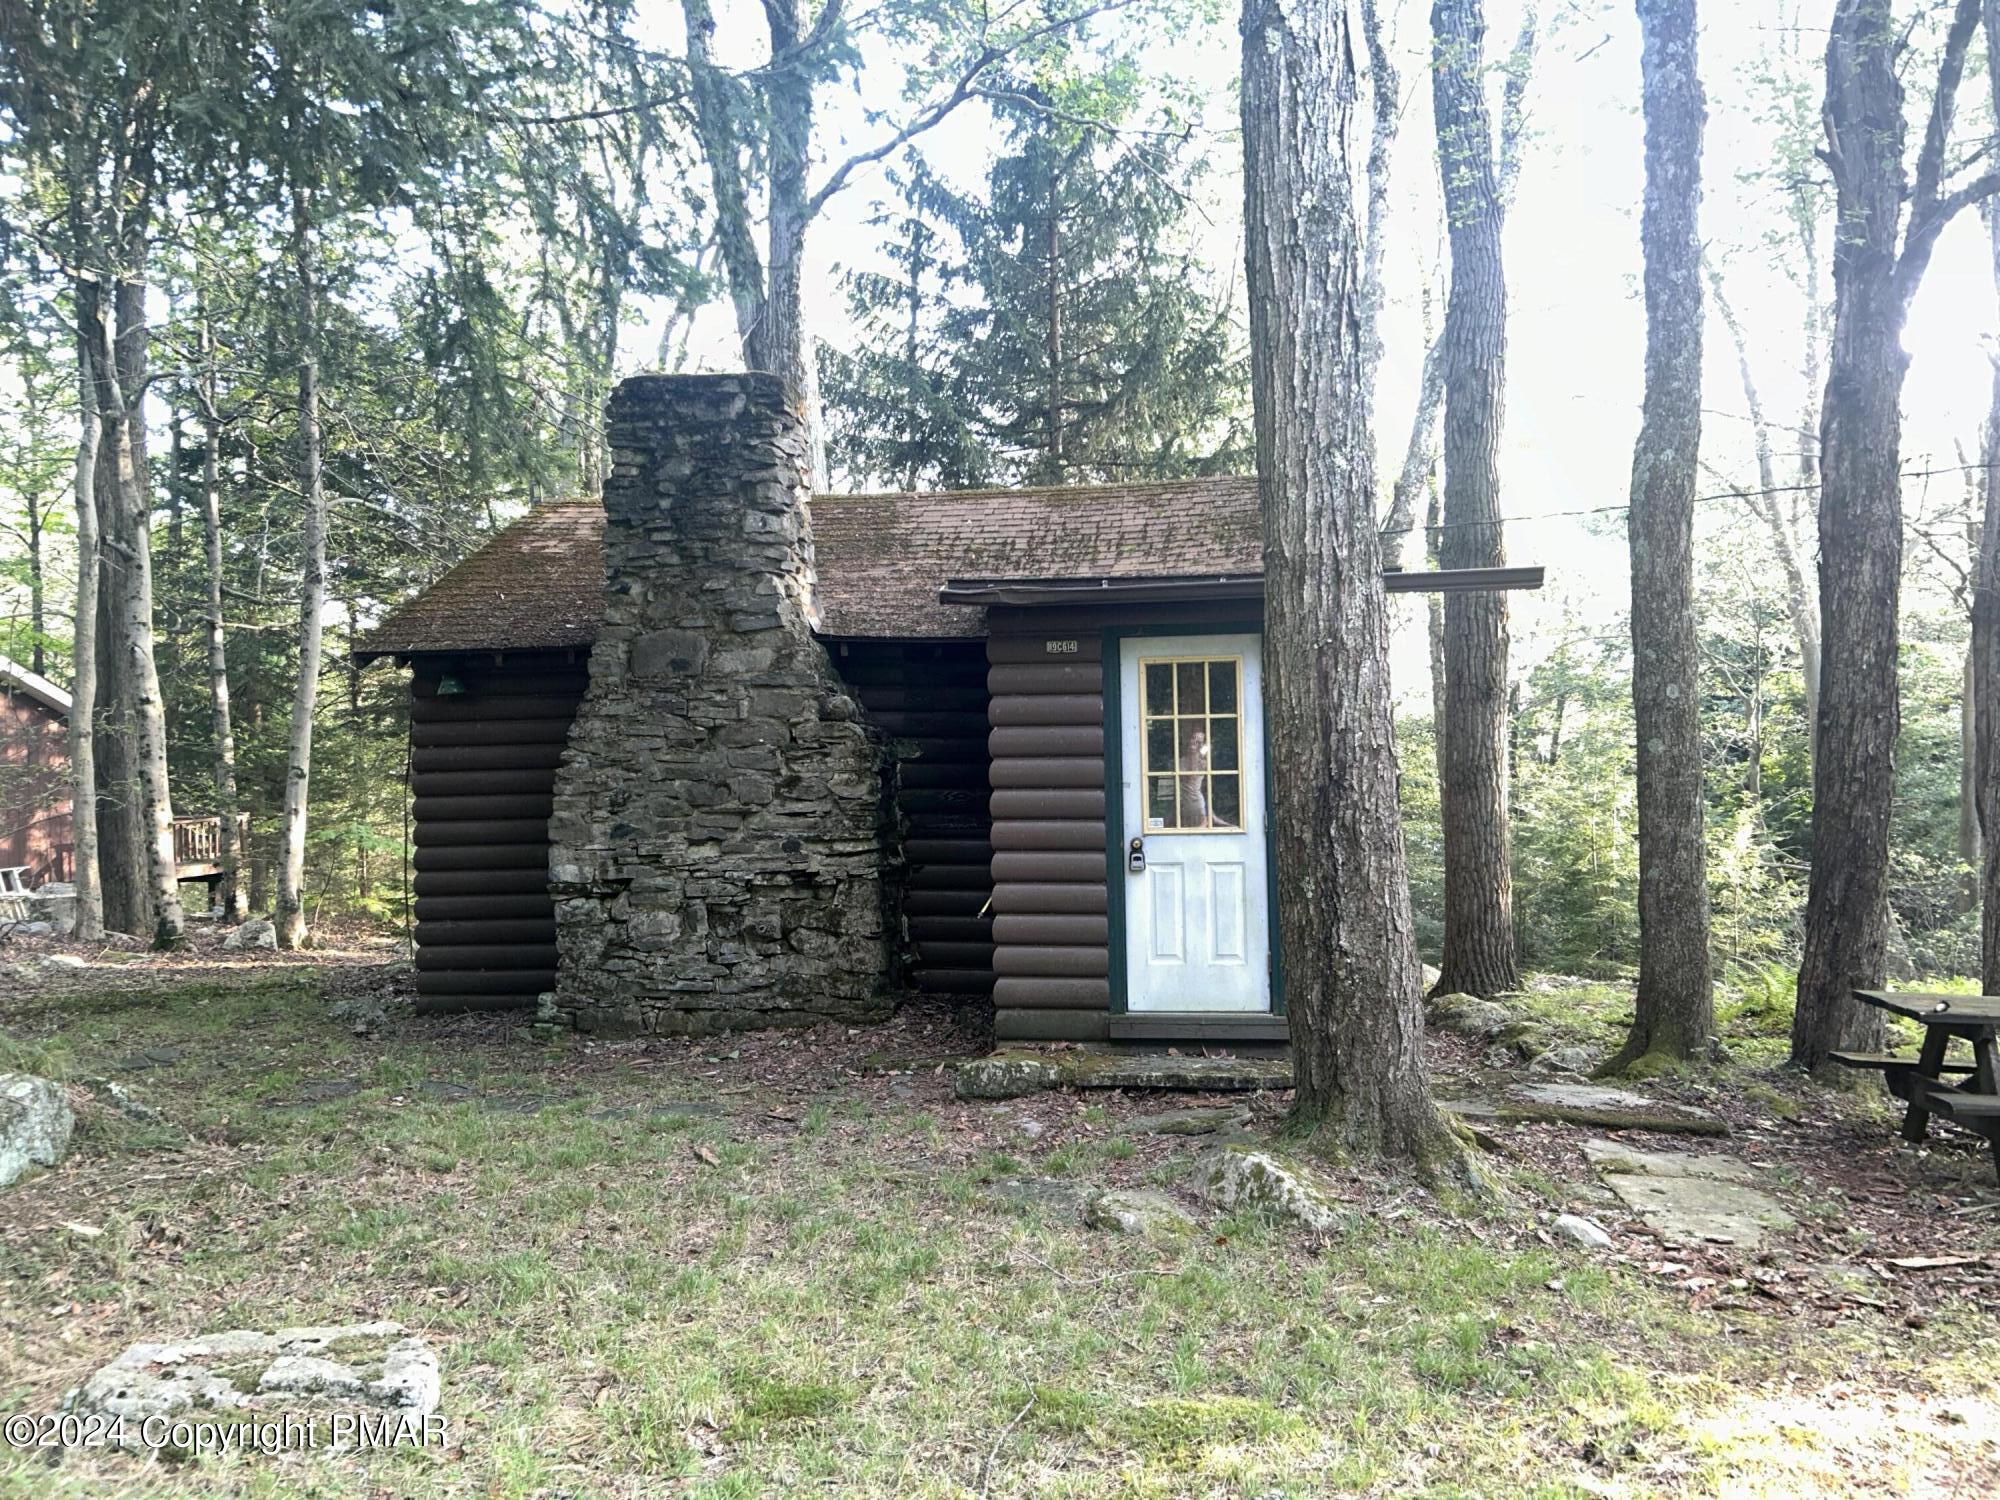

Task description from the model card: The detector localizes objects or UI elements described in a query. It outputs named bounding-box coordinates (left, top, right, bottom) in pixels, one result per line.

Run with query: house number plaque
left=1045, top=639, right=1079, bottom=654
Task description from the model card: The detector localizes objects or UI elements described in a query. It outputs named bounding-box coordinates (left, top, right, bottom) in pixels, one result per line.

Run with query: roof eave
left=938, top=566, right=1544, bottom=609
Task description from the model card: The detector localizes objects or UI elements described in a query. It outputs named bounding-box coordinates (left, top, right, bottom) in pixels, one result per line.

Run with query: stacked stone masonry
left=548, top=374, right=890, bottom=1034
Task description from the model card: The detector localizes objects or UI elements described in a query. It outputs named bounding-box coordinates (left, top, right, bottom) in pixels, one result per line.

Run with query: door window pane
left=1209, top=716, right=1240, bottom=770
left=1208, top=660, right=1238, bottom=714
left=1135, top=654, right=1247, bottom=833
left=1211, top=774, right=1242, bottom=828
left=1176, top=662, right=1207, bottom=715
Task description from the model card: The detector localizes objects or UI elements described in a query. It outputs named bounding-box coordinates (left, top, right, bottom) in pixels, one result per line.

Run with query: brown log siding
left=409, top=653, right=588, bottom=1012
left=0, top=690, right=72, bottom=886
left=829, top=640, right=994, bottom=999
left=986, top=628, right=1111, bottom=1042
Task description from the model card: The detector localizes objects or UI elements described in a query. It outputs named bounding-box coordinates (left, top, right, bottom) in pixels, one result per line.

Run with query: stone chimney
left=549, top=374, right=888, bottom=1034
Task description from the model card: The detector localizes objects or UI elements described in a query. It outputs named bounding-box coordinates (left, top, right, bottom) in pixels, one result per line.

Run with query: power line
left=1378, top=462, right=1992, bottom=541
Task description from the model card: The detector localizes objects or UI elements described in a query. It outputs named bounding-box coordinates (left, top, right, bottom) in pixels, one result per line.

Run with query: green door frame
left=1102, top=622, right=1284, bottom=1017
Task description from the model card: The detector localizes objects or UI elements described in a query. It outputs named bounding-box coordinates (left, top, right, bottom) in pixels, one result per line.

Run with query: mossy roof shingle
left=358, top=477, right=1262, bottom=657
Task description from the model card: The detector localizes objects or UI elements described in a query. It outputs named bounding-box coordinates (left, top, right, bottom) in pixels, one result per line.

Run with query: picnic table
left=1835, top=990, right=2000, bottom=1182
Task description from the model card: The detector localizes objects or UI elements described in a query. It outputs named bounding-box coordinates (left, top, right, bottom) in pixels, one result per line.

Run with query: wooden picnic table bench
left=1839, top=990, right=2000, bottom=1183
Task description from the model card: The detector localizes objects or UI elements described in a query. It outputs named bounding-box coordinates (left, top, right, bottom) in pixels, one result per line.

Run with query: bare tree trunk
left=1608, top=0, right=1713, bottom=1072
left=1796, top=0, right=1994, bottom=1068
left=1047, top=175, right=1064, bottom=474
left=278, top=180, right=327, bottom=950
left=1977, top=15, right=2000, bottom=997
left=87, top=336, right=144, bottom=936
left=1359, top=0, right=1400, bottom=417
left=69, top=281, right=107, bottom=942
left=106, top=259, right=184, bottom=948
left=1429, top=0, right=1517, bottom=998
left=198, top=302, right=245, bottom=922
left=1242, top=0, right=1473, bottom=1183
left=1383, top=336, right=1446, bottom=571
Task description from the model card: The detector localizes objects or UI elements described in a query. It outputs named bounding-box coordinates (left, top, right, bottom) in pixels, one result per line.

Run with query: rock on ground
left=1085, top=1188, right=1197, bottom=1239
left=1, top=1073, right=73, bottom=1188
left=223, top=917, right=278, bottom=951
left=1427, top=993, right=1512, bottom=1041
left=954, top=1055, right=1065, bottom=1100
left=1530, top=1045, right=1600, bottom=1076
left=1553, top=1213, right=1613, bottom=1249
left=1192, top=1147, right=1349, bottom=1234
left=63, top=1321, right=440, bottom=1450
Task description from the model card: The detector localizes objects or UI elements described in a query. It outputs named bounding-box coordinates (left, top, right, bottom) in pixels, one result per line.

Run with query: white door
left=1118, top=634, right=1271, bottom=1013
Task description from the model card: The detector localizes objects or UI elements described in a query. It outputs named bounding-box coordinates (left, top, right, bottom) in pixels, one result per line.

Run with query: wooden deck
left=173, top=814, right=248, bottom=882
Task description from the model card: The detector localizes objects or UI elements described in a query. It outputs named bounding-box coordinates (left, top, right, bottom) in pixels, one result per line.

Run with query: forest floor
left=1, top=941, right=1997, bottom=1497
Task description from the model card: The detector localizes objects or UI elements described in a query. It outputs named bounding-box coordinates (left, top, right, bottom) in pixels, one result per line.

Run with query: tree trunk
left=1046, top=165, right=1064, bottom=474
left=278, top=181, right=327, bottom=950
left=69, top=280, right=107, bottom=942
left=27, top=482, right=45, bottom=678
left=1358, top=0, right=1400, bottom=419
left=1793, top=0, right=1940, bottom=1069
left=1609, top=0, right=1712, bottom=1072
left=1382, top=335, right=1446, bottom=571
left=1977, top=13, right=2000, bottom=997
left=1429, top=0, right=1517, bottom=998
left=1241, top=0, right=1473, bottom=1183
left=107, top=259, right=184, bottom=948
left=199, top=303, right=246, bottom=922
left=87, top=343, right=144, bottom=936
left=1962, top=647, right=1981, bottom=909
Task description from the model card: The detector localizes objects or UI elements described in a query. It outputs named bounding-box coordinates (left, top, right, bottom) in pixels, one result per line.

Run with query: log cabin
left=357, top=373, right=1539, bottom=1044
left=0, top=655, right=74, bottom=887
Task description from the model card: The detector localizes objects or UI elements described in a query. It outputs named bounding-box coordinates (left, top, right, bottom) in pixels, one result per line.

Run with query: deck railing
left=171, top=813, right=250, bottom=871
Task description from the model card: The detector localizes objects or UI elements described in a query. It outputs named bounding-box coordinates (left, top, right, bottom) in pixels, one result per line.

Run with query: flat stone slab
left=64, top=1320, right=440, bottom=1450
left=1123, top=1107, right=1254, bottom=1136
left=1581, top=1139, right=1757, bottom=1182
left=1442, top=1083, right=1726, bottom=1136
left=1076, top=1055, right=1291, bottom=1092
left=956, top=1050, right=1290, bottom=1100
left=1582, top=1137, right=1793, bottom=1248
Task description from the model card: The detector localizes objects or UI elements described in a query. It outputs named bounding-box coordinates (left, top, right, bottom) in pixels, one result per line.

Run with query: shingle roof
left=358, top=477, right=1263, bottom=657
left=0, top=654, right=72, bottom=717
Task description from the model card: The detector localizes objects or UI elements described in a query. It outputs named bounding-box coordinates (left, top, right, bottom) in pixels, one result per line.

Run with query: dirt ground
left=1, top=936, right=1997, bottom=1497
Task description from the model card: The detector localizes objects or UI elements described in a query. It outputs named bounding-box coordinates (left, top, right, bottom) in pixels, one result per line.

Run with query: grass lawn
left=2, top=962, right=1997, bottom=1497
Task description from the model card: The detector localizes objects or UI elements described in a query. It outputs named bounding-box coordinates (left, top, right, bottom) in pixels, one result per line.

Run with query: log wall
left=984, top=630, right=1111, bottom=1041
left=829, top=639, right=994, bottom=1000
left=409, top=651, right=589, bottom=1013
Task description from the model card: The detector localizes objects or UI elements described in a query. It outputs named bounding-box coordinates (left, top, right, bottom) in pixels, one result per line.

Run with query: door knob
left=1127, top=837, right=1146, bottom=874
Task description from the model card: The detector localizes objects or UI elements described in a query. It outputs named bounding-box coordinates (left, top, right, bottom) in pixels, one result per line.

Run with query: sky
left=639, top=0, right=2000, bottom=709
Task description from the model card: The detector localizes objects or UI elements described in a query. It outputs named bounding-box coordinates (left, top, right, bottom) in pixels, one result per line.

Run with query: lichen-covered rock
left=550, top=375, right=888, bottom=1037
left=954, top=1054, right=1063, bottom=1100
left=1530, top=1045, right=1600, bottom=1076
left=222, top=917, right=277, bottom=951
left=1192, top=1147, right=1349, bottom=1233
left=1085, top=1188, right=1197, bottom=1239
left=63, top=1321, right=440, bottom=1449
left=1427, top=993, right=1512, bottom=1041
left=1, top=1073, right=73, bottom=1188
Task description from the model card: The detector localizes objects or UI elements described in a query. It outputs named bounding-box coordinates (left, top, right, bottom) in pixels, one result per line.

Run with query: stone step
left=955, top=1049, right=1292, bottom=1100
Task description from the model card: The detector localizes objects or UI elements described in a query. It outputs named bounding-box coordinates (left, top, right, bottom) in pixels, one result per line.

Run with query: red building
left=0, top=655, right=74, bottom=886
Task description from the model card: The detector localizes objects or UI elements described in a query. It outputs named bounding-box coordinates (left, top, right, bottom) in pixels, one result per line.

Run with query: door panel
left=1119, top=634, right=1270, bottom=1013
